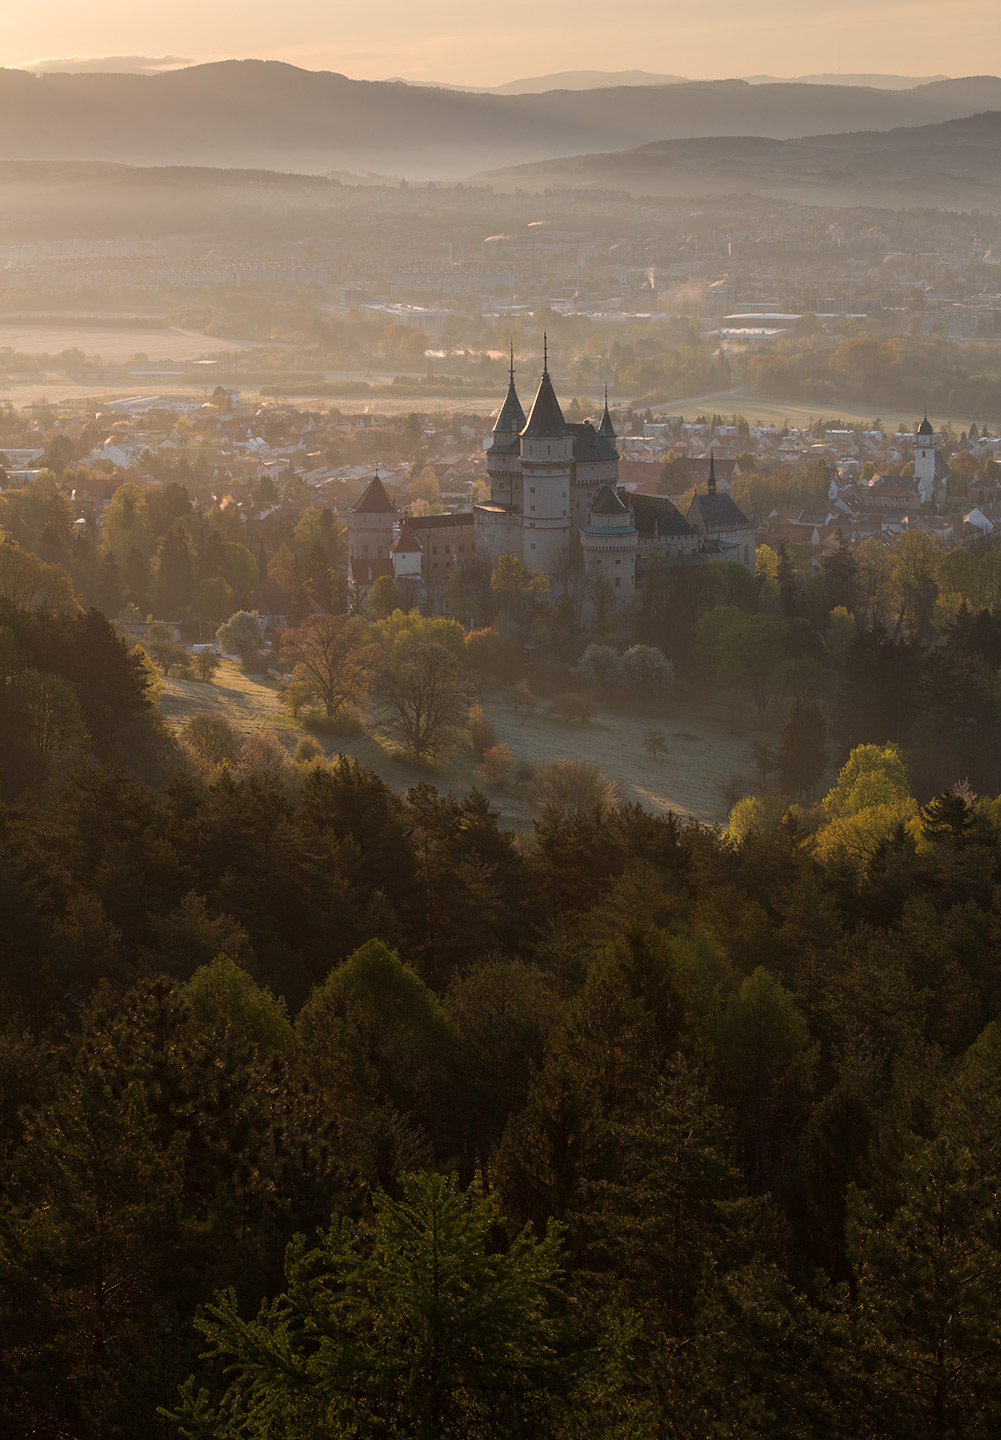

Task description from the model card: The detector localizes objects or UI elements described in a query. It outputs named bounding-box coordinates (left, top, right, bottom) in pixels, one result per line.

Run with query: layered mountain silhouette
left=0, top=61, right=999, bottom=177
left=476, top=110, right=1001, bottom=210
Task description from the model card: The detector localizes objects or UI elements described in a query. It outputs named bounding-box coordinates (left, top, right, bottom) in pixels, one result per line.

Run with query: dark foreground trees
left=171, top=1172, right=610, bottom=1440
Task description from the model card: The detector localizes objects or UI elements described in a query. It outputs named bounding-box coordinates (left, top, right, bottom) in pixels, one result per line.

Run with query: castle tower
left=343, top=471, right=398, bottom=606
left=517, top=337, right=573, bottom=572
left=478, top=347, right=525, bottom=570
left=579, top=482, right=637, bottom=608
left=914, top=415, right=937, bottom=505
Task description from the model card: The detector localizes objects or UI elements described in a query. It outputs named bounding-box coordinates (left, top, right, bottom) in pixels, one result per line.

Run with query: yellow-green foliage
left=812, top=798, right=919, bottom=872
left=728, top=792, right=795, bottom=840
left=181, top=954, right=292, bottom=1055
left=374, top=610, right=467, bottom=661
left=823, top=743, right=911, bottom=818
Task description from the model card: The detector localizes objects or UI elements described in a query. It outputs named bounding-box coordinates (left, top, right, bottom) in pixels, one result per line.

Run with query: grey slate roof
left=598, top=398, right=616, bottom=440
left=568, top=420, right=618, bottom=463
left=632, top=493, right=695, bottom=537
left=918, top=416, right=934, bottom=437
left=522, top=370, right=569, bottom=439
left=590, top=484, right=628, bottom=517
left=688, top=491, right=751, bottom=529
left=493, top=377, right=526, bottom=435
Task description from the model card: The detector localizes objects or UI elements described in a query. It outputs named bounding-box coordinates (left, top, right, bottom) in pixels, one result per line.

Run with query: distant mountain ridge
left=476, top=109, right=1001, bottom=211
left=400, top=70, right=952, bottom=95
left=0, top=61, right=998, bottom=178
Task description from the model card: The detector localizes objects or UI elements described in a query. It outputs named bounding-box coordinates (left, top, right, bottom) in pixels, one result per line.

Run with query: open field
left=160, top=661, right=300, bottom=738
left=0, top=322, right=260, bottom=360
left=660, top=387, right=1001, bottom=429
left=160, top=662, right=755, bottom=827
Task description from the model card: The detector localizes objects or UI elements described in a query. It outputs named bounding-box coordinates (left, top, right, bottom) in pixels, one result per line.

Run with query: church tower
left=913, top=416, right=937, bottom=506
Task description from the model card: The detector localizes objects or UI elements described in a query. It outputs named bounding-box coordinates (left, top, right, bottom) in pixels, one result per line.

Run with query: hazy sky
left=3, top=0, right=998, bottom=85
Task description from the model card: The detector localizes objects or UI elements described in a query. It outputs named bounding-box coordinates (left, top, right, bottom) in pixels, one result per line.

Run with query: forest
left=1, top=588, right=1001, bottom=1438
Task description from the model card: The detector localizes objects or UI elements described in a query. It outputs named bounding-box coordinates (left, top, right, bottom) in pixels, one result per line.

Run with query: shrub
left=182, top=713, right=240, bottom=767
left=532, top=759, right=618, bottom=819
left=546, top=692, right=596, bottom=725
left=512, top=757, right=536, bottom=786
left=469, top=703, right=499, bottom=758
left=294, top=735, right=324, bottom=764
left=477, top=743, right=514, bottom=788
left=464, top=627, right=519, bottom=680
left=511, top=678, right=536, bottom=713
left=305, top=710, right=366, bottom=739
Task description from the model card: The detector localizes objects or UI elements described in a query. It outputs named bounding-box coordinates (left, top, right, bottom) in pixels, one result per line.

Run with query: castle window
left=530, top=543, right=536, bottom=550
left=530, top=487, right=535, bottom=494
left=615, top=577, right=621, bottom=587
left=615, top=558, right=621, bottom=565
left=530, top=506, right=535, bottom=512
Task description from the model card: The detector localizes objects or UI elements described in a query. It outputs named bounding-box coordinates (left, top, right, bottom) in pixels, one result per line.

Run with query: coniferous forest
left=4, top=602, right=1001, bottom=1438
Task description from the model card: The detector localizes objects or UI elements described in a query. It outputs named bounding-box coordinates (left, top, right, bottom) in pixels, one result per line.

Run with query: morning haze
left=3, top=8, right=1001, bottom=1440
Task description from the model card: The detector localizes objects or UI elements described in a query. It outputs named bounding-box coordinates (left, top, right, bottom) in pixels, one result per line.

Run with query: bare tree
left=532, top=759, right=618, bottom=821
left=372, top=641, right=474, bottom=759
left=279, top=614, right=380, bottom=720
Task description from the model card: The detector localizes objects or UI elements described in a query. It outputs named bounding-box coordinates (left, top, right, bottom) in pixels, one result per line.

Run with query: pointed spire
left=598, top=383, right=616, bottom=440
left=708, top=450, right=717, bottom=497
left=493, top=344, right=525, bottom=436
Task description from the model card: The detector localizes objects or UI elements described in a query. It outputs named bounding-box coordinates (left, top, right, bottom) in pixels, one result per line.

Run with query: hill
left=0, top=61, right=999, bottom=177
left=476, top=109, right=1001, bottom=210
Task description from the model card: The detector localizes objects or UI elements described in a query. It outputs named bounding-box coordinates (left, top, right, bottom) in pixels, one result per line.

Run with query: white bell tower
left=914, top=415, right=936, bottom=506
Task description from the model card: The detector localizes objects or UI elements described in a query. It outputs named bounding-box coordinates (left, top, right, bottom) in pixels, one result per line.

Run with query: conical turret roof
left=598, top=391, right=616, bottom=439
left=494, top=376, right=526, bottom=435
left=522, top=367, right=569, bottom=440
left=590, top=484, right=628, bottom=516
left=351, top=472, right=397, bottom=514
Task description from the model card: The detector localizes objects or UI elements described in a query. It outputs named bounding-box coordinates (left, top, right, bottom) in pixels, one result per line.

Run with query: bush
left=294, top=735, right=324, bottom=764
left=469, top=703, right=499, bottom=758
left=304, top=710, right=366, bottom=739
left=510, top=679, right=536, bottom=713
left=573, top=642, right=674, bottom=697
left=532, top=759, right=618, bottom=819
left=512, top=757, right=537, bottom=786
left=182, top=713, right=240, bottom=767
left=477, top=743, right=514, bottom=788
left=546, top=692, right=596, bottom=725
left=464, top=627, right=520, bottom=680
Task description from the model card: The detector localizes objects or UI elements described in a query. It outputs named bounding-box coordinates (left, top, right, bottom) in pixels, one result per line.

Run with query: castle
left=344, top=349, right=755, bottom=614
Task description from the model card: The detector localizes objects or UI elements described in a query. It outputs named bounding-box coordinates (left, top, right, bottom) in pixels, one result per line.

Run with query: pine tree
left=777, top=698, right=828, bottom=798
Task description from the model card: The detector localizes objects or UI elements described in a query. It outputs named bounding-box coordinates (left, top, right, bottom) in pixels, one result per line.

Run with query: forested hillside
left=2, top=599, right=1001, bottom=1437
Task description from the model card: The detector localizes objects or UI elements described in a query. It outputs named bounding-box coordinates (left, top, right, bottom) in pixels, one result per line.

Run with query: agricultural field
left=160, top=661, right=756, bottom=827
left=0, top=322, right=258, bottom=360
